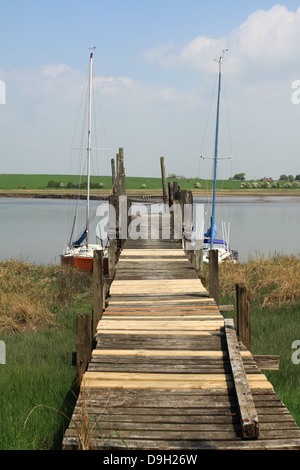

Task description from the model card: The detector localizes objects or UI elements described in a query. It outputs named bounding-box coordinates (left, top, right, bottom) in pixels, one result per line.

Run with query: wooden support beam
left=225, top=318, right=259, bottom=440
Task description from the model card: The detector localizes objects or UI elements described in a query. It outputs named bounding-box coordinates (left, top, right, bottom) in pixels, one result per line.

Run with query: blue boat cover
left=72, top=230, right=87, bottom=247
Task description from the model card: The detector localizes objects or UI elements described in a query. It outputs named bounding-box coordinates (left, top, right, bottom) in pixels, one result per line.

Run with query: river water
left=0, top=196, right=300, bottom=265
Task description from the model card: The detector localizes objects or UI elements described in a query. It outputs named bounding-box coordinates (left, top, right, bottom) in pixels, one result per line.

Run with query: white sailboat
left=202, top=52, right=238, bottom=263
left=60, top=51, right=108, bottom=273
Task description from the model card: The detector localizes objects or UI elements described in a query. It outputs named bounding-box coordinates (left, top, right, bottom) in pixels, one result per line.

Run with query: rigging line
left=66, top=67, right=90, bottom=242
left=94, top=73, right=110, bottom=175
left=222, top=71, right=233, bottom=158
left=199, top=71, right=218, bottom=156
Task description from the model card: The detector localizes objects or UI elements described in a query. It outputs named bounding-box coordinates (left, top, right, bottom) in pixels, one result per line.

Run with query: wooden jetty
left=63, top=213, right=300, bottom=450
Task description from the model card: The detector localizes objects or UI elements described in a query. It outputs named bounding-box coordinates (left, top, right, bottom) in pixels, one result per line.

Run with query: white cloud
left=143, top=5, right=300, bottom=81
left=40, top=63, right=72, bottom=78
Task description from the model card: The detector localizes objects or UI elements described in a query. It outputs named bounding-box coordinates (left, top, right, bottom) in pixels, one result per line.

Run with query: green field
left=0, top=173, right=238, bottom=191
left=1, top=173, right=298, bottom=192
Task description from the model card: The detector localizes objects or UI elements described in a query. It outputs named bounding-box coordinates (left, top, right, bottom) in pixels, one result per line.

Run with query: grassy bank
left=0, top=261, right=93, bottom=450
left=1, top=255, right=300, bottom=449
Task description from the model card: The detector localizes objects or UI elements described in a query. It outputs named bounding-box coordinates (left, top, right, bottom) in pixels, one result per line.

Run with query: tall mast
left=86, top=51, right=93, bottom=248
left=210, top=54, right=223, bottom=249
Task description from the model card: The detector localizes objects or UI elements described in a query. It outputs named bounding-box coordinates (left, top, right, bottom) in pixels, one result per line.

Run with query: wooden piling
left=92, top=250, right=104, bottom=337
left=168, top=181, right=174, bottom=207
left=194, top=239, right=203, bottom=279
left=236, top=283, right=251, bottom=351
left=111, top=158, right=116, bottom=194
left=76, top=313, right=92, bottom=386
left=160, top=157, right=168, bottom=205
left=108, top=238, right=117, bottom=279
left=209, top=249, right=219, bottom=305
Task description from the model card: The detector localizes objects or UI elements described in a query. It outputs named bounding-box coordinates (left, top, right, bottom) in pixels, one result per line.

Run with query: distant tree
left=233, top=173, right=245, bottom=181
left=295, top=174, right=300, bottom=181
left=288, top=175, right=295, bottom=181
left=279, top=174, right=288, bottom=181
left=47, top=180, right=60, bottom=188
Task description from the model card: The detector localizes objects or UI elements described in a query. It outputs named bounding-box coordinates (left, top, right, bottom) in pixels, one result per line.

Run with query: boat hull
left=61, top=254, right=108, bottom=274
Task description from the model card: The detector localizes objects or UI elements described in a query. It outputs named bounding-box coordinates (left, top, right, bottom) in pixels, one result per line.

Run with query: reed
left=218, top=254, right=300, bottom=307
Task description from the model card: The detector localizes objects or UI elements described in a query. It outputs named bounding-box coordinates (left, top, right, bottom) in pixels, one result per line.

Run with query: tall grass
left=0, top=261, right=93, bottom=450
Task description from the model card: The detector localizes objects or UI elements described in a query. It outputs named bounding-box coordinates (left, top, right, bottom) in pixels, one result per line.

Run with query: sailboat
left=202, top=52, right=238, bottom=264
left=60, top=51, right=108, bottom=274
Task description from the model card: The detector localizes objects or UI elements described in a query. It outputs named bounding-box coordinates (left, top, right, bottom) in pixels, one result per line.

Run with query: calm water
left=0, top=196, right=300, bottom=264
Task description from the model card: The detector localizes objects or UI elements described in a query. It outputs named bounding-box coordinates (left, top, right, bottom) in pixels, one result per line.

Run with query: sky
left=1, top=0, right=300, bottom=180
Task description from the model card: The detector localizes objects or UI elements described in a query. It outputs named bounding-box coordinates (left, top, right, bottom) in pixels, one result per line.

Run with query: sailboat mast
left=210, top=55, right=223, bottom=249
left=86, top=51, right=93, bottom=248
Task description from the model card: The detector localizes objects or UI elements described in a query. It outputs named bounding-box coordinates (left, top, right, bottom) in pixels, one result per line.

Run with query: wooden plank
left=91, top=349, right=229, bottom=357
left=253, top=355, right=280, bottom=371
left=81, top=371, right=272, bottom=390
left=224, top=318, right=259, bottom=439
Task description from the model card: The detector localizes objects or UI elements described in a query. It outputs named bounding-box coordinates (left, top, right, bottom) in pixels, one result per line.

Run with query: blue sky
left=1, top=1, right=300, bottom=180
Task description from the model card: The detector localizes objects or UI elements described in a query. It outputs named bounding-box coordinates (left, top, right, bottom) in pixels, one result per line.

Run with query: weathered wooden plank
left=224, top=318, right=259, bottom=439
left=253, top=355, right=280, bottom=371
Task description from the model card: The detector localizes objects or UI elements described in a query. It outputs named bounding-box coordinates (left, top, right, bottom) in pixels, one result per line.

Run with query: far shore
left=1, top=188, right=300, bottom=199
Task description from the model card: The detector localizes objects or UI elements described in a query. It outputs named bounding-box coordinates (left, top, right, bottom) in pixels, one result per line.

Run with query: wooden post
left=111, top=158, right=116, bottom=194
left=108, top=238, right=117, bottom=279
left=119, top=147, right=125, bottom=195
left=160, top=157, right=168, bottom=205
left=236, top=283, right=251, bottom=351
left=92, top=250, right=103, bottom=337
left=168, top=181, right=174, bottom=207
left=209, top=249, right=219, bottom=305
left=194, top=239, right=203, bottom=279
left=76, top=313, right=92, bottom=386
left=173, top=181, right=179, bottom=200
